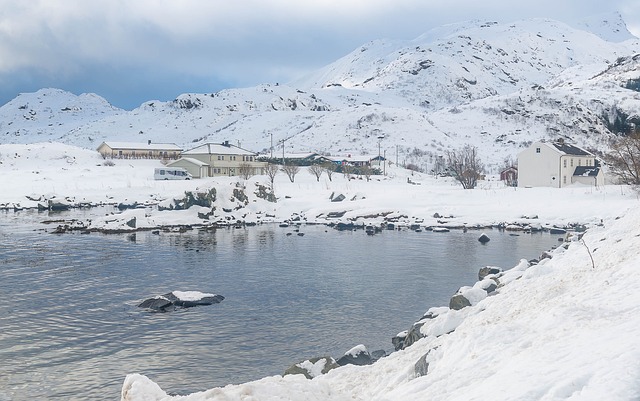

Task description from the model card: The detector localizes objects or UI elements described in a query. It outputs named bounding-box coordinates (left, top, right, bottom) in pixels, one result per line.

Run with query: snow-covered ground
left=2, top=143, right=640, bottom=400
left=0, top=142, right=635, bottom=231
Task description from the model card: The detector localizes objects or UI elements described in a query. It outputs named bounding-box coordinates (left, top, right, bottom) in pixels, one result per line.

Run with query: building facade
left=181, top=142, right=267, bottom=177
left=97, top=141, right=181, bottom=159
left=517, top=140, right=604, bottom=188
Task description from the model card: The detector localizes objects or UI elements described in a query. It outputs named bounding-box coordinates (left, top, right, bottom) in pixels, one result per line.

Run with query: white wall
left=517, top=142, right=561, bottom=188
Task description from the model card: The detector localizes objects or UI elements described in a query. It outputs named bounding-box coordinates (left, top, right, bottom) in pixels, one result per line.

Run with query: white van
left=154, top=167, right=192, bottom=180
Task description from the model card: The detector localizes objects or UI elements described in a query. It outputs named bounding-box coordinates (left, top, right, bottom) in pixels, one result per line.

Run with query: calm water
left=0, top=209, right=561, bottom=400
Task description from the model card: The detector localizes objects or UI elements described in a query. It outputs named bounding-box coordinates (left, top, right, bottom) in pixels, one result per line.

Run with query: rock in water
left=478, top=233, right=490, bottom=244
left=138, top=296, right=173, bottom=311
left=138, top=291, right=224, bottom=311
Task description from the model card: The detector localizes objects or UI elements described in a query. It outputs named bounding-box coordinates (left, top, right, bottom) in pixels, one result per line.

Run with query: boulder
left=48, top=198, right=71, bottom=211
left=449, top=293, right=471, bottom=310
left=336, top=344, right=372, bottom=366
left=392, top=331, right=408, bottom=351
left=117, top=201, right=139, bottom=210
left=138, top=291, right=224, bottom=311
left=284, top=356, right=339, bottom=379
left=478, top=233, right=490, bottom=244
left=125, top=217, right=137, bottom=229
left=414, top=351, right=431, bottom=378
left=400, top=320, right=428, bottom=349
left=478, top=266, right=502, bottom=281
left=331, top=194, right=346, bottom=202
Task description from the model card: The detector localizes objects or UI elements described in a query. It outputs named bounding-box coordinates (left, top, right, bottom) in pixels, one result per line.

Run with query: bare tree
left=282, top=164, right=300, bottom=183
left=238, top=163, right=254, bottom=180
left=360, top=165, right=373, bottom=181
left=264, top=163, right=279, bottom=190
left=446, top=145, right=484, bottom=189
left=603, top=133, right=640, bottom=185
left=323, top=163, right=336, bottom=182
left=342, top=164, right=354, bottom=180
left=308, top=164, right=324, bottom=182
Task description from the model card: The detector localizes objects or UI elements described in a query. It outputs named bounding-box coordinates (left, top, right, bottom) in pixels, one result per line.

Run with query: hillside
left=1, top=14, right=639, bottom=173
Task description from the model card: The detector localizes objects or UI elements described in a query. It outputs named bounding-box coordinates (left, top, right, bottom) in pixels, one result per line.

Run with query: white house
left=517, top=139, right=604, bottom=188
left=180, top=141, right=267, bottom=177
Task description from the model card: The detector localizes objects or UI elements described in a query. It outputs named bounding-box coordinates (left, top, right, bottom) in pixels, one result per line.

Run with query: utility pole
left=383, top=150, right=386, bottom=175
left=270, top=133, right=273, bottom=158
left=377, top=135, right=384, bottom=169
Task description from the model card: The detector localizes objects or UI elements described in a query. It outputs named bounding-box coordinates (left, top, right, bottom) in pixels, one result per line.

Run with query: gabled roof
left=325, top=155, right=383, bottom=163
left=546, top=141, right=592, bottom=156
left=573, top=166, right=600, bottom=177
left=98, top=141, right=182, bottom=151
left=168, top=157, right=209, bottom=167
left=182, top=143, right=257, bottom=156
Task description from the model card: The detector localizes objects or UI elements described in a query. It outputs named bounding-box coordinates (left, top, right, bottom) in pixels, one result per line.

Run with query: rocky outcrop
left=158, top=188, right=217, bottom=211
left=283, top=356, right=340, bottom=379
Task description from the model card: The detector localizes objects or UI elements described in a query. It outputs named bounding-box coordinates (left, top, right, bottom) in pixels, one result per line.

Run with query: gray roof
left=99, top=141, right=182, bottom=151
left=182, top=143, right=256, bottom=156
left=573, top=166, right=600, bottom=177
left=550, top=142, right=591, bottom=156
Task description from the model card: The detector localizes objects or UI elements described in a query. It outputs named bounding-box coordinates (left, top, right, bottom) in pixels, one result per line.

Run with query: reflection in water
left=0, top=210, right=561, bottom=401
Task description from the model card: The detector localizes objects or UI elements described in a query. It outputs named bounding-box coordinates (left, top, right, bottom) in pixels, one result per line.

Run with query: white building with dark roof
left=517, top=139, right=604, bottom=188
left=180, top=141, right=267, bottom=177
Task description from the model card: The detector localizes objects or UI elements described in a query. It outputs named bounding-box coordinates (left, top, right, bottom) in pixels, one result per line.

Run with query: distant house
left=500, top=166, right=518, bottom=187
left=517, top=139, right=604, bottom=188
left=97, top=141, right=181, bottom=159
left=167, top=157, right=210, bottom=179
left=325, top=154, right=385, bottom=167
left=270, top=152, right=329, bottom=165
left=181, top=141, right=267, bottom=177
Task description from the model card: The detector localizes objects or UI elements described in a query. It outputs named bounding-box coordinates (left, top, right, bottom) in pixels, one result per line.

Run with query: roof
left=573, top=166, right=600, bottom=177
left=168, top=157, right=209, bottom=167
left=280, top=152, right=320, bottom=159
left=546, top=141, right=592, bottom=156
left=326, top=155, right=384, bottom=162
left=182, top=143, right=257, bottom=156
left=99, top=141, right=182, bottom=151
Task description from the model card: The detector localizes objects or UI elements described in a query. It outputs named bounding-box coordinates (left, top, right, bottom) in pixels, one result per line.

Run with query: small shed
left=500, top=167, right=518, bottom=187
left=167, top=158, right=210, bottom=179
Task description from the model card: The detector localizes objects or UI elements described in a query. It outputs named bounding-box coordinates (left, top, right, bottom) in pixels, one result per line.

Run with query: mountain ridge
left=1, top=15, right=639, bottom=173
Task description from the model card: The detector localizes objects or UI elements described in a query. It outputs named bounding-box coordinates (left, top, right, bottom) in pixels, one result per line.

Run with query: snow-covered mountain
left=1, top=13, right=639, bottom=173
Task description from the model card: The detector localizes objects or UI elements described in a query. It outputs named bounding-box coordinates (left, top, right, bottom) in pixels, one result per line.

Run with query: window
left=536, top=147, right=541, bottom=153
left=563, top=176, right=567, bottom=184
left=570, top=159, right=574, bottom=167
left=578, top=159, right=582, bottom=166
left=563, top=159, right=567, bottom=168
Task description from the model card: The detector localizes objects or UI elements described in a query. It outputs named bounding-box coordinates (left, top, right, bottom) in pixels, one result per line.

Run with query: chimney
left=222, top=140, right=230, bottom=147
left=148, top=140, right=151, bottom=145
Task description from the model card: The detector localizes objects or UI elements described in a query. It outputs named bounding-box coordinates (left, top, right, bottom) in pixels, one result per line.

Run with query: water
left=0, top=209, right=562, bottom=400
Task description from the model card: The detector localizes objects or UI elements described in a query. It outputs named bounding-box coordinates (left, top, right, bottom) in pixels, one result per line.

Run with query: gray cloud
left=0, top=0, right=638, bottom=109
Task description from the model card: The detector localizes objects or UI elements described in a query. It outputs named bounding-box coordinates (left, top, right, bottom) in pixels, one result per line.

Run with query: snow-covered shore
left=0, top=143, right=635, bottom=232
left=120, top=205, right=640, bottom=400
left=3, top=143, right=640, bottom=400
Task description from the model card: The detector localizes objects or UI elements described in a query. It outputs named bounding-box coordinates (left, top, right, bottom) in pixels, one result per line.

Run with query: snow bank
left=121, top=206, right=640, bottom=400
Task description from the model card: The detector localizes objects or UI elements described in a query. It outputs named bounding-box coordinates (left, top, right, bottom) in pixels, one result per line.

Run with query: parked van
left=154, top=167, right=192, bottom=180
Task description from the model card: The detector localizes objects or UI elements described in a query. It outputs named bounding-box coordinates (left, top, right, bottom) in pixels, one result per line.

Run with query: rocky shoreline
left=282, top=235, right=573, bottom=380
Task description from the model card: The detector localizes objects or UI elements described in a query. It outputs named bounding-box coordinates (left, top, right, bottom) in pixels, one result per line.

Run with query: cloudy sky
left=1, top=1, right=638, bottom=110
